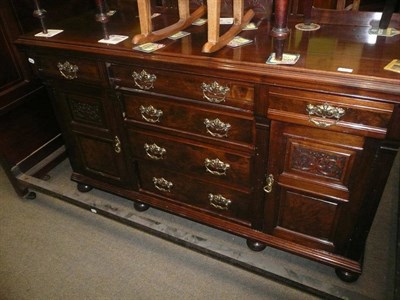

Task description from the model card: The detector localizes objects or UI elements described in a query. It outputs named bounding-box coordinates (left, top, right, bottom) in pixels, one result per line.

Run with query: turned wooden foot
left=134, top=201, right=150, bottom=212
left=77, top=183, right=93, bottom=193
left=246, top=239, right=266, bottom=251
left=335, top=268, right=360, bottom=283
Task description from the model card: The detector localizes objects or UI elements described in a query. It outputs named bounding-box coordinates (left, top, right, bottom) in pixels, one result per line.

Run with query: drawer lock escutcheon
left=144, top=143, right=166, bottom=160
left=306, top=103, right=346, bottom=128
left=201, top=81, right=230, bottom=103
left=204, top=118, right=231, bottom=138
left=204, top=158, right=230, bottom=176
left=139, top=105, right=163, bottom=123
left=57, top=61, right=79, bottom=80
left=153, top=177, right=173, bottom=192
left=209, top=194, right=232, bottom=210
left=263, top=174, right=274, bottom=193
left=114, top=136, right=121, bottom=153
left=132, top=70, right=156, bottom=90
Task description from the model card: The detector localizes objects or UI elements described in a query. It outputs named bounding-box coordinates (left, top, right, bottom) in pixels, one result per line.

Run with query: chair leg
left=132, top=0, right=206, bottom=45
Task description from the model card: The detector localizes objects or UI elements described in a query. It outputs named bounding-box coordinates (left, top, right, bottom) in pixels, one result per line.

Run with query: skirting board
left=16, top=156, right=399, bottom=300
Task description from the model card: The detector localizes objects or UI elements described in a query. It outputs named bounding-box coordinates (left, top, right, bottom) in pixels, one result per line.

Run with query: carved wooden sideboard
left=15, top=3, right=400, bottom=282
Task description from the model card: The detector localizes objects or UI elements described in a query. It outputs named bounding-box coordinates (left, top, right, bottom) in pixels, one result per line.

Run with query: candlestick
left=95, top=0, right=110, bottom=40
left=32, top=0, right=48, bottom=34
left=271, top=0, right=290, bottom=61
left=294, top=0, right=320, bottom=32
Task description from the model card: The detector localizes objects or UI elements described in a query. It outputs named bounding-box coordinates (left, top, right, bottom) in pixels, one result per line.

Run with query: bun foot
left=335, top=268, right=360, bottom=283
left=77, top=183, right=92, bottom=193
left=246, top=239, right=266, bottom=252
left=25, top=191, right=37, bottom=200
left=134, top=201, right=150, bottom=212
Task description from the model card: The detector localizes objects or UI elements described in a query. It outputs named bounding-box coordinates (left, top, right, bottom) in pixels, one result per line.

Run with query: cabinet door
left=264, top=121, right=370, bottom=252
left=51, top=83, right=134, bottom=187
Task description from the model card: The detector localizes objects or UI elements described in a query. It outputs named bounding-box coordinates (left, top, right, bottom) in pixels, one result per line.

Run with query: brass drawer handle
left=132, top=70, right=156, bottom=90
left=208, top=193, right=231, bottom=210
left=201, top=81, right=230, bottom=103
left=57, top=61, right=79, bottom=80
left=263, top=174, right=274, bottom=193
left=204, top=118, right=231, bottom=138
left=114, top=136, right=121, bottom=153
left=139, top=105, right=163, bottom=123
left=153, top=177, right=173, bottom=192
left=144, top=143, right=166, bottom=160
left=204, top=158, right=230, bottom=176
left=306, top=103, right=345, bottom=128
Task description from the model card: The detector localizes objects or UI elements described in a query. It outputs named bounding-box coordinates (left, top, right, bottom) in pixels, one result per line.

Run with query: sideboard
left=15, top=3, right=400, bottom=282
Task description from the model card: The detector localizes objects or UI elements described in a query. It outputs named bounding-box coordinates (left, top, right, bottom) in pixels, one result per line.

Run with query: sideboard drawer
left=35, top=54, right=105, bottom=84
left=127, top=129, right=253, bottom=189
left=138, top=162, right=253, bottom=226
left=109, top=63, right=254, bottom=110
left=120, top=92, right=255, bottom=145
left=267, top=87, right=394, bottom=138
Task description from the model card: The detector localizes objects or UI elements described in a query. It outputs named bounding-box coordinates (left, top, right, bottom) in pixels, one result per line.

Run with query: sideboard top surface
left=16, top=7, right=400, bottom=96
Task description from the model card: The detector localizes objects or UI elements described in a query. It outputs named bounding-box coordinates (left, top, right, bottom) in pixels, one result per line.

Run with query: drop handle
left=57, top=61, right=79, bottom=80
left=204, top=158, right=230, bottom=176
left=263, top=174, right=274, bottom=193
left=204, top=118, right=231, bottom=138
left=139, top=105, right=163, bottom=123
left=306, top=103, right=345, bottom=128
left=132, top=70, right=156, bottom=90
left=114, top=136, right=121, bottom=153
left=201, top=81, right=230, bottom=103
left=208, top=194, right=231, bottom=210
left=153, top=177, right=173, bottom=192
left=144, top=143, right=166, bottom=160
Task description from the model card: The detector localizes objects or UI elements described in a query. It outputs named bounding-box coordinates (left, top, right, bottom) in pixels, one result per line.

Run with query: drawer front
left=127, top=129, right=253, bottom=189
left=121, top=92, right=255, bottom=145
left=109, top=63, right=254, bottom=110
left=267, top=86, right=394, bottom=138
left=138, top=162, right=253, bottom=226
left=35, top=54, right=105, bottom=84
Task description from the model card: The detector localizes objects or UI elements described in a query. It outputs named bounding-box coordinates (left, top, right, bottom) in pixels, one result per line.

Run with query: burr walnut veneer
left=16, top=7, right=400, bottom=282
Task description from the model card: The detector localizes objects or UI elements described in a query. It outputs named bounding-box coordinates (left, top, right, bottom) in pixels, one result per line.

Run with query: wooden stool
left=132, top=0, right=206, bottom=44
left=202, top=0, right=255, bottom=53
left=133, top=0, right=255, bottom=53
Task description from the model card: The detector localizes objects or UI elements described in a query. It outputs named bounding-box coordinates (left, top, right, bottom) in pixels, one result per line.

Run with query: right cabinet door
left=262, top=86, right=395, bottom=253
left=264, top=120, right=374, bottom=253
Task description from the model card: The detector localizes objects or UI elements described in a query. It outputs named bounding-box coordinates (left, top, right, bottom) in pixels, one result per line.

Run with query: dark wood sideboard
left=14, top=1, right=400, bottom=283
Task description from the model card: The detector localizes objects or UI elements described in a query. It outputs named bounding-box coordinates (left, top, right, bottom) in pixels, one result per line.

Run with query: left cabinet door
left=49, top=82, right=134, bottom=188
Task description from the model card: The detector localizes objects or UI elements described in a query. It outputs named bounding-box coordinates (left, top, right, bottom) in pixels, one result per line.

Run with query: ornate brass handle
left=114, top=136, right=121, bottom=153
left=139, top=105, right=163, bottom=123
left=204, top=158, right=230, bottom=176
left=208, top=193, right=231, bottom=210
left=132, top=70, right=156, bottom=90
left=144, top=143, right=166, bottom=160
left=201, top=81, right=230, bottom=103
left=57, top=61, right=79, bottom=80
left=306, top=103, right=345, bottom=128
left=263, top=174, right=274, bottom=193
left=153, top=177, right=173, bottom=192
left=204, top=118, right=231, bottom=138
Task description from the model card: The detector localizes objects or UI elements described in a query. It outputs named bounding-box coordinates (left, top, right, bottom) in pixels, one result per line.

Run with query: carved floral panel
left=290, top=143, right=348, bottom=181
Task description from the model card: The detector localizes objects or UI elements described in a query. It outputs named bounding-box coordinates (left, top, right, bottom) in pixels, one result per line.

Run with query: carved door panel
left=264, top=121, right=369, bottom=252
left=51, top=83, right=134, bottom=187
